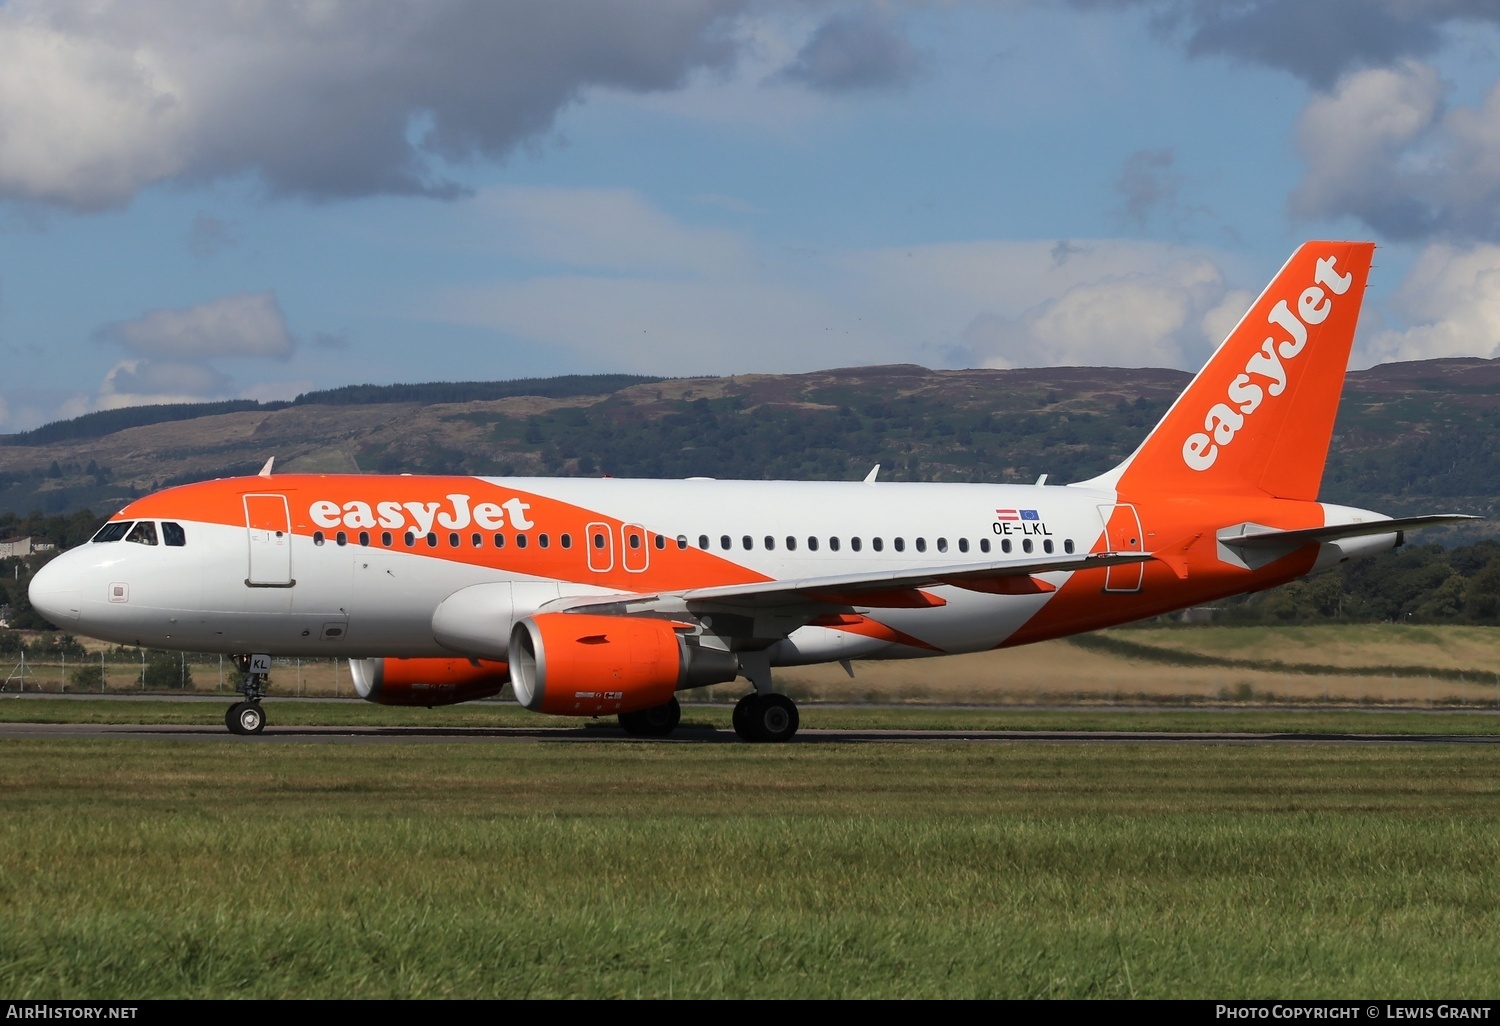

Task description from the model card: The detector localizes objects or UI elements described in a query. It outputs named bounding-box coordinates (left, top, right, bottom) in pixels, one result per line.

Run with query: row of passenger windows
left=311, top=528, right=1074, bottom=556
left=314, top=530, right=577, bottom=549
left=92, top=520, right=187, bottom=547
left=694, top=534, right=1074, bottom=556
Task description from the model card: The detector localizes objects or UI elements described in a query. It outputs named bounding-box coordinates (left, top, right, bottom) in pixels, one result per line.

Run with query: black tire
left=234, top=701, right=266, bottom=735
left=749, top=693, right=799, bottom=743
left=225, top=703, right=244, bottom=734
left=618, top=696, right=681, bottom=738
left=732, top=693, right=759, bottom=740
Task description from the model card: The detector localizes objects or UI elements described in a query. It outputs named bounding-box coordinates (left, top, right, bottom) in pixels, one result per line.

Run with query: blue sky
left=2, top=0, right=1500, bottom=431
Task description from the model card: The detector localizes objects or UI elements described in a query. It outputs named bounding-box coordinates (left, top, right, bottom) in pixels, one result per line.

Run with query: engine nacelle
left=508, top=613, right=738, bottom=716
left=350, top=657, right=508, bottom=706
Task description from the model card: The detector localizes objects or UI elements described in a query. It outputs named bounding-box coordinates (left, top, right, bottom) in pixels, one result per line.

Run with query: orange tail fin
left=1091, top=241, right=1375, bottom=502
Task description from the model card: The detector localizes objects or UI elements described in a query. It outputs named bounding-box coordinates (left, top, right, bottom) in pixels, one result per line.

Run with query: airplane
left=27, top=240, right=1476, bottom=740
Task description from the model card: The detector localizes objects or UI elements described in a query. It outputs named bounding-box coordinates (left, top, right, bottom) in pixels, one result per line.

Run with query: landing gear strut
left=226, top=655, right=269, bottom=735
left=732, top=692, right=799, bottom=743
left=618, top=696, right=682, bottom=738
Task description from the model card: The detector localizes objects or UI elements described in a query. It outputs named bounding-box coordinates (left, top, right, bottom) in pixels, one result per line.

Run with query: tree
left=143, top=651, right=192, bottom=690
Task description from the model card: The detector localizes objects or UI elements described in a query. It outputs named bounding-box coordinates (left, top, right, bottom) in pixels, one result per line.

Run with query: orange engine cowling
left=350, top=657, right=508, bottom=706
left=508, top=613, right=738, bottom=716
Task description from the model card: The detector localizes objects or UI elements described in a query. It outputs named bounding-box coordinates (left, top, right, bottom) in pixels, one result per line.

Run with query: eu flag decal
left=1021, top=509, right=1040, bottom=520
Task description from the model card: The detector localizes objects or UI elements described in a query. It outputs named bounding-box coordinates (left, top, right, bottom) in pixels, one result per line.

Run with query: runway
left=2, top=721, right=1497, bottom=744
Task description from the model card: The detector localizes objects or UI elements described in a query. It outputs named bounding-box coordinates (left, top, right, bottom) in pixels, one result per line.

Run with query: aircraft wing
left=1219, top=514, right=1480, bottom=550
left=555, top=549, right=1153, bottom=615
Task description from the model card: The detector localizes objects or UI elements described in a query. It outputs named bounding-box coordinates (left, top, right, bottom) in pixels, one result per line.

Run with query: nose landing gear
left=225, top=654, right=270, bottom=735
left=226, top=701, right=265, bottom=735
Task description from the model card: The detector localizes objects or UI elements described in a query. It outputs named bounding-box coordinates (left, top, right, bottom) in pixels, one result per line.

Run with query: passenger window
left=654, top=535, right=664, bottom=550
left=980, top=538, right=990, bottom=554
left=162, top=522, right=187, bottom=547
left=561, top=534, right=572, bottom=549
left=382, top=531, right=392, bottom=546
left=742, top=536, right=753, bottom=551
left=494, top=533, right=506, bottom=548
left=937, top=538, right=948, bottom=553
left=92, top=522, right=132, bottom=543
left=958, top=538, right=968, bottom=554
left=471, top=532, right=482, bottom=547
left=786, top=537, right=797, bottom=551
left=1001, top=538, right=1012, bottom=553
left=894, top=538, right=905, bottom=552
left=404, top=531, right=415, bottom=547
left=539, top=534, right=550, bottom=548
left=699, top=535, right=710, bottom=549
left=764, top=536, right=775, bottom=550
left=676, top=535, right=688, bottom=549
left=1043, top=539, right=1054, bottom=554
left=126, top=521, right=158, bottom=546
left=516, top=534, right=529, bottom=549
left=1023, top=538, right=1033, bottom=553
left=720, top=535, right=731, bottom=550
left=808, top=537, right=819, bottom=552
left=829, top=537, right=840, bottom=552
left=314, top=531, right=325, bottom=546
left=594, top=532, right=606, bottom=549
left=851, top=537, right=861, bottom=552
left=873, top=538, right=883, bottom=552
left=360, top=531, right=371, bottom=547
left=448, top=532, right=459, bottom=547
left=427, top=533, right=438, bottom=548
left=1064, top=539, right=1075, bottom=554
left=915, top=538, right=926, bottom=553
left=628, top=534, right=640, bottom=549
left=337, top=531, right=349, bottom=547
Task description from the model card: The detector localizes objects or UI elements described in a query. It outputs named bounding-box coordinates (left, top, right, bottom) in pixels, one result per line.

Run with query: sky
left=2, top=0, right=1500, bottom=432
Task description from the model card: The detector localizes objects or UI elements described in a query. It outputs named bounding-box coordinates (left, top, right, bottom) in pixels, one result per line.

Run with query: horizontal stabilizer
left=1220, top=515, right=1480, bottom=550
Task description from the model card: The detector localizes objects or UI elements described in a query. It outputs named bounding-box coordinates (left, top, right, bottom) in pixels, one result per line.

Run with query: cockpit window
left=162, top=522, right=186, bottom=547
left=93, top=521, right=133, bottom=543
left=125, top=521, right=158, bottom=546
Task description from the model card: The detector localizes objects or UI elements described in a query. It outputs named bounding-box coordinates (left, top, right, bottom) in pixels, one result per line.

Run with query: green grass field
left=2, top=739, right=1498, bottom=998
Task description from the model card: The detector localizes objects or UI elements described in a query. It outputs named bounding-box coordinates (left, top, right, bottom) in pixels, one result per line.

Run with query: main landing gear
left=732, top=692, right=800, bottom=743
left=617, top=696, right=682, bottom=738
left=225, top=655, right=270, bottom=736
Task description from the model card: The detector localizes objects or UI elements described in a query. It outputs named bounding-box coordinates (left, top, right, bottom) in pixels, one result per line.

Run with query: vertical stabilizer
left=1084, top=241, right=1374, bottom=502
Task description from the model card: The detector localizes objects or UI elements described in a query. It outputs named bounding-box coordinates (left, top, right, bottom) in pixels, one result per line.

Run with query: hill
left=0, top=359, right=1496, bottom=538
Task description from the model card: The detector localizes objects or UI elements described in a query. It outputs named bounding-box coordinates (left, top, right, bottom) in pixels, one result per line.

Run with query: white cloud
left=435, top=189, right=1243, bottom=374
left=1356, top=242, right=1500, bottom=365
left=78, top=291, right=298, bottom=414
left=960, top=260, right=1231, bottom=369
left=0, top=6, right=192, bottom=210
left=1291, top=61, right=1500, bottom=242
left=846, top=239, right=1237, bottom=368
left=0, top=0, right=757, bottom=210
left=98, top=293, right=293, bottom=360
left=96, top=358, right=235, bottom=410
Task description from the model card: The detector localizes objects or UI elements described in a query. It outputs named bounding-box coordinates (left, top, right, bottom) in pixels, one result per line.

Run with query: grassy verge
left=1, top=741, right=1497, bottom=997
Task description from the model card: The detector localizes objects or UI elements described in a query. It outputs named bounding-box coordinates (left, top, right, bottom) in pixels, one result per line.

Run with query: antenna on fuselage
left=863, top=464, right=880, bottom=484
left=258, top=457, right=275, bottom=478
